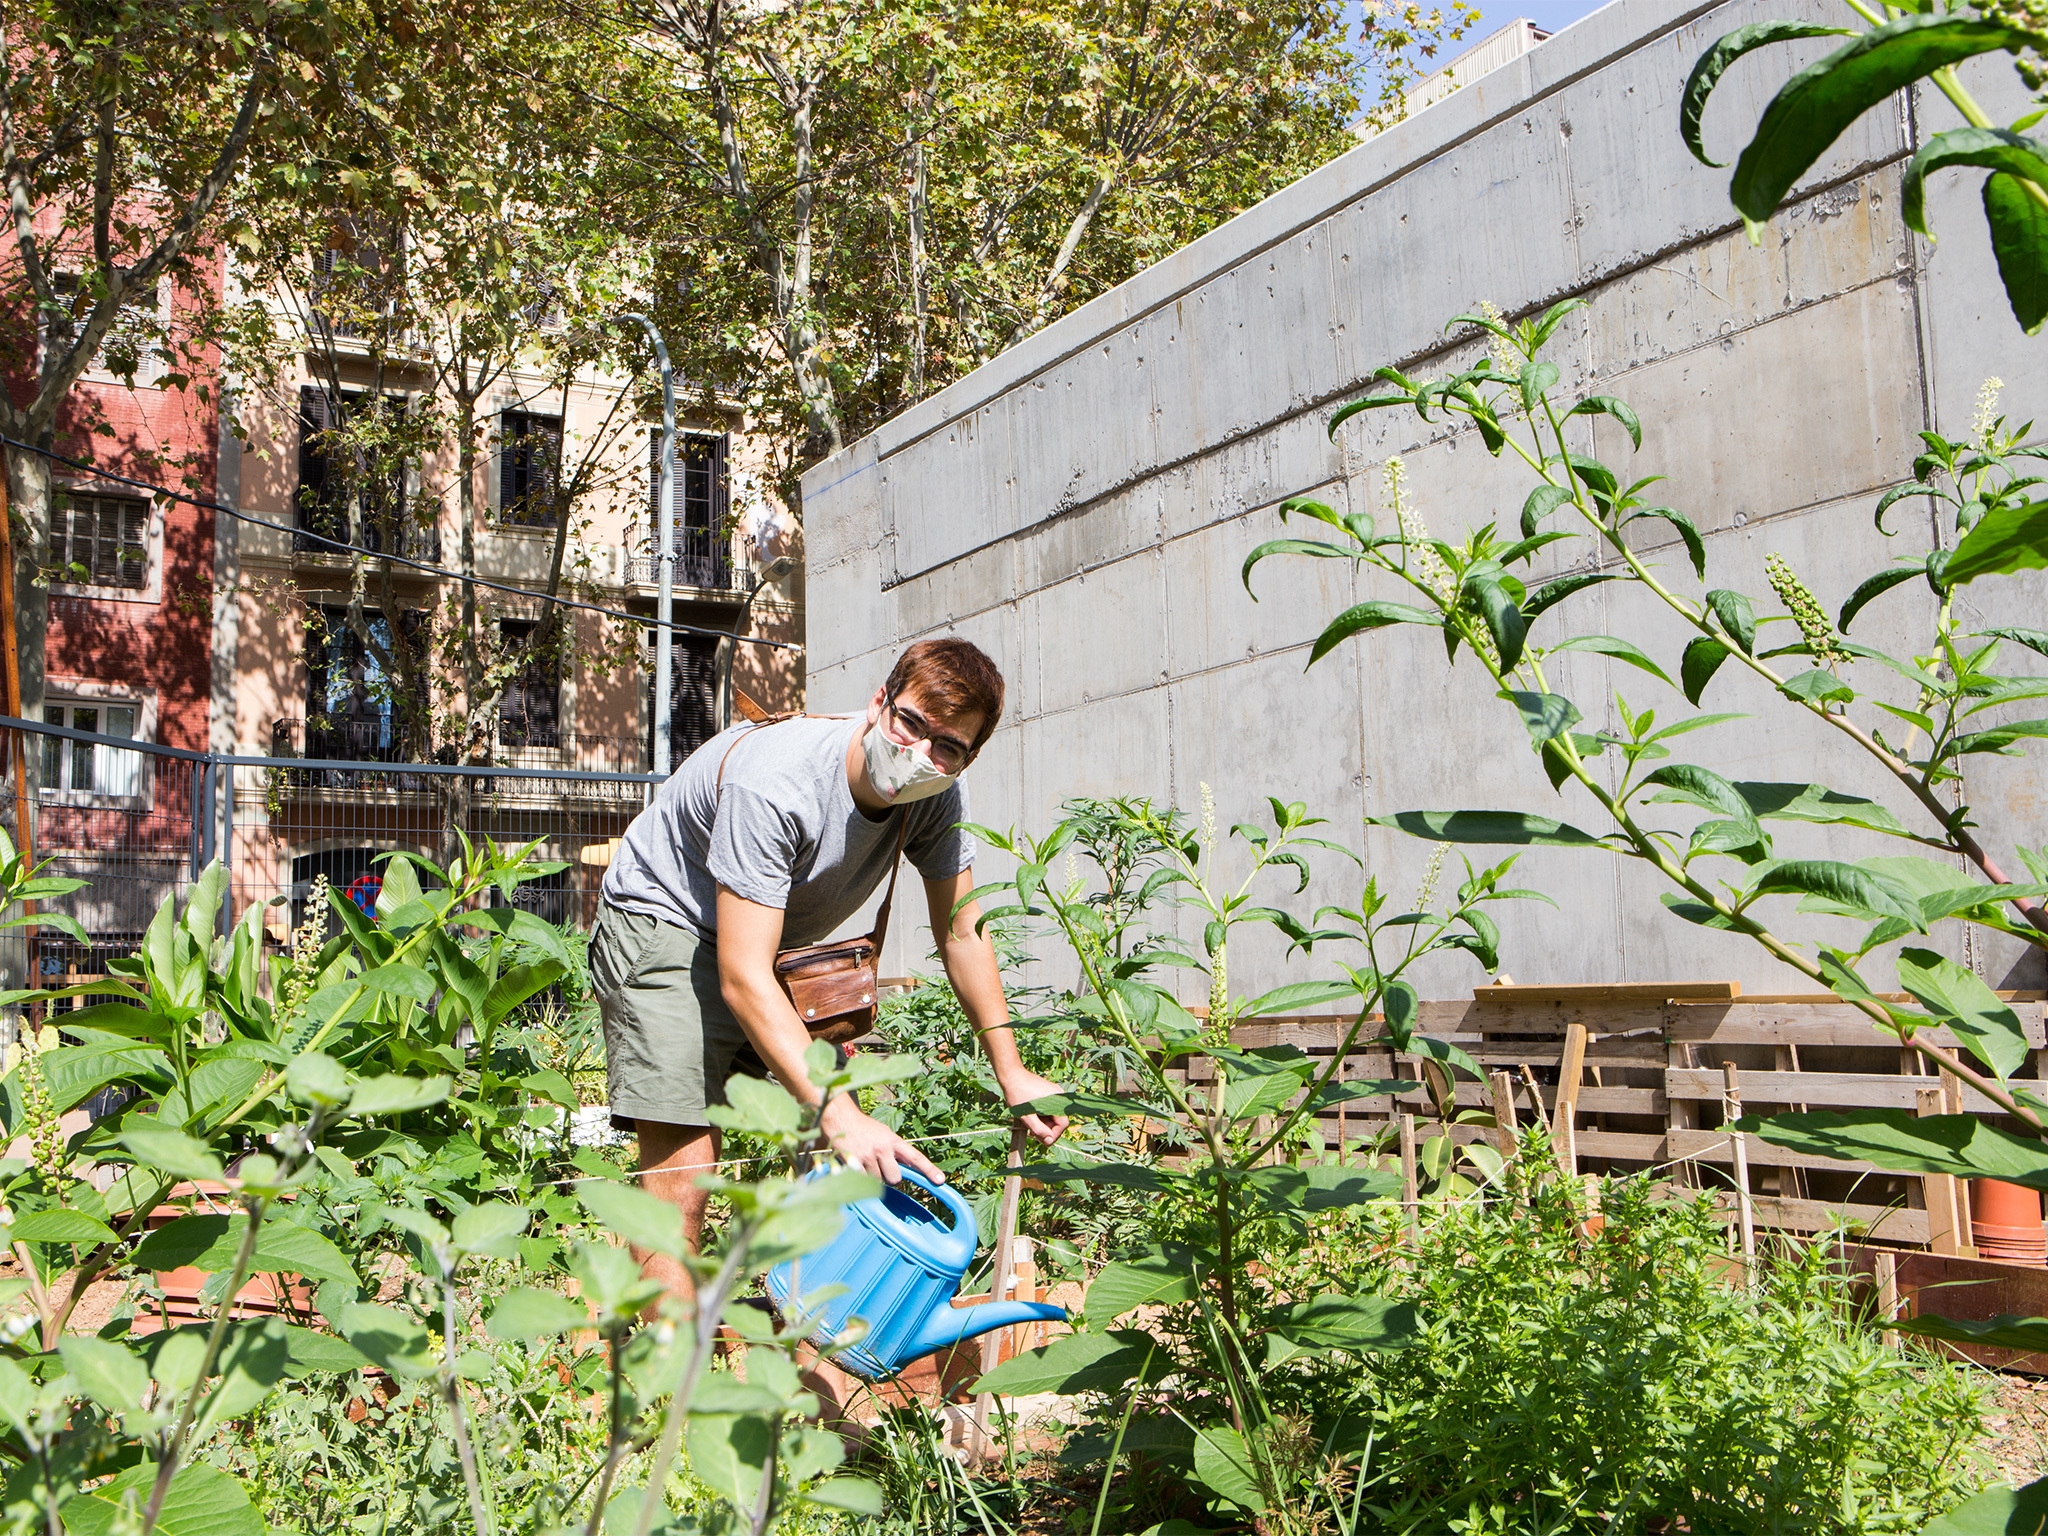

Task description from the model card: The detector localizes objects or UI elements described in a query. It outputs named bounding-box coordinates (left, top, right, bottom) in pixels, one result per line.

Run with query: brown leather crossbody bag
left=717, top=715, right=905, bottom=1046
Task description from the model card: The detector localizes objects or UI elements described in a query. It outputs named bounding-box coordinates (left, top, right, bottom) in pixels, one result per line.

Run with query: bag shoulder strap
left=716, top=712, right=909, bottom=954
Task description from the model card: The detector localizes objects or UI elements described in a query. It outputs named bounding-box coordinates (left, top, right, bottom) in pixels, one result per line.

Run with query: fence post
left=219, top=762, right=234, bottom=938
left=193, top=761, right=216, bottom=878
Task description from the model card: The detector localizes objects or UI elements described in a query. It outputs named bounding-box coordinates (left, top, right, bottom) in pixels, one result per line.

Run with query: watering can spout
left=911, top=1298, right=1068, bottom=1359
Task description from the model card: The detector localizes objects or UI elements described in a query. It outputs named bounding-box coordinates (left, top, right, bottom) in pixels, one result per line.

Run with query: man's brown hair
left=886, top=637, right=1005, bottom=752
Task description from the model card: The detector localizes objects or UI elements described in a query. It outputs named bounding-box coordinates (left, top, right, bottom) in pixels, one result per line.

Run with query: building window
left=646, top=431, right=732, bottom=589
left=47, top=493, right=148, bottom=591
left=50, top=271, right=160, bottom=384
left=297, top=388, right=429, bottom=559
left=310, top=217, right=402, bottom=342
left=499, top=412, right=562, bottom=528
left=40, top=699, right=145, bottom=801
left=306, top=608, right=429, bottom=761
left=498, top=619, right=562, bottom=749
left=646, top=631, right=719, bottom=768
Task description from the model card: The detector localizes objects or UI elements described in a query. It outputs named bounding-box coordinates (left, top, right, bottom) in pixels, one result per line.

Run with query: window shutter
left=298, top=387, right=331, bottom=527
left=711, top=433, right=730, bottom=528
left=539, top=416, right=562, bottom=521
left=499, top=412, right=518, bottom=517
left=119, top=500, right=147, bottom=588
left=90, top=498, right=117, bottom=587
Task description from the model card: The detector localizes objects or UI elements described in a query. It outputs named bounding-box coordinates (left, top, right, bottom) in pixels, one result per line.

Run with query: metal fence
left=1, top=714, right=662, bottom=1028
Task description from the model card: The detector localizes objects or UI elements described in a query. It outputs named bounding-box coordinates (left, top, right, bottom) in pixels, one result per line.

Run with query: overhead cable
left=0, top=432, right=804, bottom=653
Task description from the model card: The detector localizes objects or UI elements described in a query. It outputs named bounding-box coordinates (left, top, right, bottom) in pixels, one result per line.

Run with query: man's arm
left=714, top=884, right=944, bottom=1185
left=925, top=869, right=1069, bottom=1148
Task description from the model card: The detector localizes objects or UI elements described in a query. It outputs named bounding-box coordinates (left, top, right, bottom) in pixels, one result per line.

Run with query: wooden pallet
left=1173, top=982, right=2048, bottom=1255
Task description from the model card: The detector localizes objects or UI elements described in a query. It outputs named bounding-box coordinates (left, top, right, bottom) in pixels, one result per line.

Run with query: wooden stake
left=1487, top=1071, right=1519, bottom=1156
left=1875, top=1249, right=1900, bottom=1350
left=1554, top=1022, right=1588, bottom=1178
left=1941, top=1070, right=1977, bottom=1255
left=1398, top=1113, right=1419, bottom=1234
left=1919, top=1086, right=1966, bottom=1256
left=1518, top=1064, right=1552, bottom=1132
left=971, top=1125, right=1027, bottom=1462
left=1724, top=1062, right=1756, bottom=1278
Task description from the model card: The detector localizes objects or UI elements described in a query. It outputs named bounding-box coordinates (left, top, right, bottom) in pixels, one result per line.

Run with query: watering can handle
left=892, top=1164, right=978, bottom=1234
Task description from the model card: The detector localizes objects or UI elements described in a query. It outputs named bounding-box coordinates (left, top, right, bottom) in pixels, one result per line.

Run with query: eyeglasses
left=884, top=692, right=974, bottom=774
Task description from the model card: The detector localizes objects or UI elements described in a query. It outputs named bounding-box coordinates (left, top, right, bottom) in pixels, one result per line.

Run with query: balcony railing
left=266, top=718, right=654, bottom=779
left=625, top=527, right=743, bottom=593
left=294, top=498, right=443, bottom=563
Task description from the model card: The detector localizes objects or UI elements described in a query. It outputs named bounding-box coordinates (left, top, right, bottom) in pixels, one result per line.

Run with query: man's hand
left=819, top=1095, right=945, bottom=1186
left=999, top=1067, right=1070, bottom=1148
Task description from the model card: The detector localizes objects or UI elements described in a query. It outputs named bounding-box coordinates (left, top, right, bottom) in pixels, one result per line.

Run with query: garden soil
left=1987, top=1374, right=2048, bottom=1485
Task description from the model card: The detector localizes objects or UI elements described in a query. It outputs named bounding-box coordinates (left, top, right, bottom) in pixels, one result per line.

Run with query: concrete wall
left=803, top=0, right=2048, bottom=999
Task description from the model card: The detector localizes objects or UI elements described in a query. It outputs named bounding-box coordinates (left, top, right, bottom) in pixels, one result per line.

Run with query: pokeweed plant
left=1245, top=298, right=2048, bottom=1527
left=0, top=833, right=894, bottom=1535
left=1682, top=0, right=2048, bottom=334
left=959, top=794, right=1536, bottom=1527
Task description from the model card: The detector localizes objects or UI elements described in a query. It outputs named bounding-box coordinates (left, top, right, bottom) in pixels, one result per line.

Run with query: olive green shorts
left=589, top=901, right=771, bottom=1131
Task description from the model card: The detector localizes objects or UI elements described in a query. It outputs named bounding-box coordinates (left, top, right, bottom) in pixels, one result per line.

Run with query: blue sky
left=1507, top=0, right=1615, bottom=40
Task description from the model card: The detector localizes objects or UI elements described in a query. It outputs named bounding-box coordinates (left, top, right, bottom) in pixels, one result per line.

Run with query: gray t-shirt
left=599, top=715, right=974, bottom=945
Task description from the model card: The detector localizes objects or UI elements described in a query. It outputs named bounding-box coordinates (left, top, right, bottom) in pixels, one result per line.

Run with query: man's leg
left=635, top=1118, right=720, bottom=1303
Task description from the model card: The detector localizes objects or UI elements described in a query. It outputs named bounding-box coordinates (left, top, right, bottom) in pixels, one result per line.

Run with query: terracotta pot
left=128, top=1187, right=318, bottom=1335
left=1972, top=1178, right=2047, bottom=1264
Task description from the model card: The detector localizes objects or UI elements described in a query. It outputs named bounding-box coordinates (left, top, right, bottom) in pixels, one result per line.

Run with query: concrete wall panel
left=801, top=0, right=2048, bottom=1001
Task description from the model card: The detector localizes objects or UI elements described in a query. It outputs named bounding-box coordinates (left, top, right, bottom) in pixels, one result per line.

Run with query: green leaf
left=1238, top=979, right=1363, bottom=1018
left=1840, top=565, right=1927, bottom=631
left=1086, top=1254, right=1199, bottom=1325
left=805, top=1478, right=887, bottom=1516
left=1521, top=484, right=1575, bottom=538
left=1953, top=718, right=2048, bottom=756
left=1895, top=946, right=2030, bottom=1079
left=1944, top=498, right=2048, bottom=585
left=1748, top=861, right=1925, bottom=928
left=1645, top=764, right=1763, bottom=830
left=280, top=1324, right=369, bottom=1376
left=1705, top=589, right=1756, bottom=653
left=487, top=1287, right=593, bottom=1342
left=450, top=1202, right=529, bottom=1259
left=1733, top=782, right=1908, bottom=836
left=337, top=1301, right=440, bottom=1379
left=58, top=1335, right=149, bottom=1416
left=1020, top=1161, right=1183, bottom=1195
left=1896, top=1313, right=2048, bottom=1354
left=483, top=960, right=568, bottom=1026
left=1538, top=634, right=1668, bottom=687
left=1750, top=1109, right=2048, bottom=1188
left=346, top=1073, right=451, bottom=1118
left=1307, top=601, right=1442, bottom=666
left=1680, top=20, right=1855, bottom=167
left=1903, top=127, right=2048, bottom=237
left=1243, top=1162, right=1403, bottom=1215
left=1779, top=668, right=1854, bottom=705
left=1566, top=394, right=1641, bottom=450
left=363, top=964, right=436, bottom=1001
left=1269, top=1294, right=1420, bottom=1356
left=1922, top=1474, right=2048, bottom=1536
left=12, top=1208, right=117, bottom=1246
left=1518, top=360, right=1559, bottom=413
left=119, top=1127, right=225, bottom=1183
left=1623, top=506, right=1707, bottom=579
left=132, top=1214, right=355, bottom=1284
left=973, top=1329, right=1164, bottom=1396
left=1681, top=637, right=1731, bottom=704
left=1498, top=691, right=1582, bottom=745
left=63, top=1464, right=265, bottom=1536
left=1985, top=170, right=2048, bottom=335
left=1523, top=572, right=1619, bottom=618
left=1728, top=15, right=2029, bottom=223
left=1191, top=1425, right=1266, bottom=1513
left=578, top=1181, right=686, bottom=1259
left=1368, top=811, right=1602, bottom=846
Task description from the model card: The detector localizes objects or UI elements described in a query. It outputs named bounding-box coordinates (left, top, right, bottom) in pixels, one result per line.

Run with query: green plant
left=0, top=830, right=906, bottom=1535
left=1245, top=298, right=2048, bottom=1523
left=1682, top=0, right=2048, bottom=333
left=961, top=793, right=1536, bottom=1527
left=1336, top=1178, right=1987, bottom=1535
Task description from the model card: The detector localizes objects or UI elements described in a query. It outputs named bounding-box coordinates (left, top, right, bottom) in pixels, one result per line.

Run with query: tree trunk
left=5, top=441, right=53, bottom=725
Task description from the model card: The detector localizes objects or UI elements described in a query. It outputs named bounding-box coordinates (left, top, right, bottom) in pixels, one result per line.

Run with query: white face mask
left=863, top=718, right=960, bottom=805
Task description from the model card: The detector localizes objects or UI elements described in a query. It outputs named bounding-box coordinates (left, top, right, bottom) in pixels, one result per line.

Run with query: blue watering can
left=765, top=1165, right=1067, bottom=1381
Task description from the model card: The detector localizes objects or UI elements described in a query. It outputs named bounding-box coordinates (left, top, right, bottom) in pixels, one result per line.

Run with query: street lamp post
left=616, top=312, right=676, bottom=777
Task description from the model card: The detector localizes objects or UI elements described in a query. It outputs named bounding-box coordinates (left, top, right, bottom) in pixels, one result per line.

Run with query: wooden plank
left=1668, top=1128, right=1902, bottom=1176
left=1665, top=1068, right=2016, bottom=1113
left=1744, top=1196, right=1930, bottom=1245
left=1471, top=981, right=1741, bottom=1003
left=1670, top=1001, right=2047, bottom=1048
